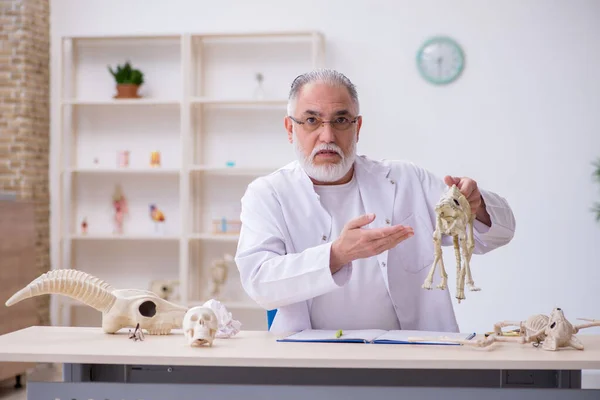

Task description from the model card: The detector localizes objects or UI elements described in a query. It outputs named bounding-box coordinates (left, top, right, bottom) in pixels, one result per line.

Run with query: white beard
left=293, top=131, right=356, bottom=183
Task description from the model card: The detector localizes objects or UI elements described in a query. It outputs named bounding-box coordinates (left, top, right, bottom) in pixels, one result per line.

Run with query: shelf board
left=64, top=167, right=180, bottom=175
left=189, top=165, right=275, bottom=176
left=62, top=99, right=180, bottom=106
left=189, top=233, right=239, bottom=242
left=68, top=234, right=180, bottom=241
left=190, top=97, right=287, bottom=108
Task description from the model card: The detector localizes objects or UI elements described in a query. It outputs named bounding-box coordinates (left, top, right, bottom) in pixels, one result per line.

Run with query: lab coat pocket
left=392, top=213, right=434, bottom=273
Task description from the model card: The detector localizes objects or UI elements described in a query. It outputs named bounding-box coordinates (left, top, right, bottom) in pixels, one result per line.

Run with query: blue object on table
left=267, top=309, right=278, bottom=330
left=225, top=161, right=235, bottom=167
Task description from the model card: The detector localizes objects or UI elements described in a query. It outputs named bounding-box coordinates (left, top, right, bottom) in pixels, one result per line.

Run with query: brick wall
left=0, top=0, right=50, bottom=326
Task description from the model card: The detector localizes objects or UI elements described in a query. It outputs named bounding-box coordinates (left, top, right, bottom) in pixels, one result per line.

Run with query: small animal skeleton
left=5, top=269, right=189, bottom=335
left=437, top=308, right=600, bottom=351
left=422, top=184, right=479, bottom=302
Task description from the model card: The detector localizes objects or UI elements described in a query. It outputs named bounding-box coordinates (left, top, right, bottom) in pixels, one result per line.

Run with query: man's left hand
left=444, top=175, right=491, bottom=227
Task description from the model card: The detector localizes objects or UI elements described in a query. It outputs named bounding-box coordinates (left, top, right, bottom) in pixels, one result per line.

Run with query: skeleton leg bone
left=573, top=318, right=600, bottom=333
left=493, top=320, right=525, bottom=335
left=567, top=335, right=584, bottom=350
left=455, top=235, right=466, bottom=302
left=464, top=218, right=480, bottom=292
left=435, top=334, right=525, bottom=348
left=422, top=226, right=445, bottom=290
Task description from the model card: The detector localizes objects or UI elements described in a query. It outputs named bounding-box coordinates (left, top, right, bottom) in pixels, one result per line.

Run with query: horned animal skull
left=422, top=184, right=479, bottom=302
left=5, top=270, right=188, bottom=335
left=183, top=306, right=218, bottom=347
left=437, top=308, right=600, bottom=351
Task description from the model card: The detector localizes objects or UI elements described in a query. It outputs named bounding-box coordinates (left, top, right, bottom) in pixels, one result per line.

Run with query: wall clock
left=416, top=36, right=465, bottom=85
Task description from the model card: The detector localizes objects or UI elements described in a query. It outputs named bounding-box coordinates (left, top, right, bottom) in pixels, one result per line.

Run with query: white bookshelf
left=55, top=31, right=325, bottom=330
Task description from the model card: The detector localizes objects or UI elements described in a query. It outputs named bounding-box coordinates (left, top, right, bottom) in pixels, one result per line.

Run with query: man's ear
left=356, top=115, right=363, bottom=143
left=285, top=116, right=293, bottom=143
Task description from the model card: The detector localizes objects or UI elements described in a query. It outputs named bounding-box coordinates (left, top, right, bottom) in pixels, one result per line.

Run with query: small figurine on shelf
left=149, top=204, right=166, bottom=234
left=150, top=151, right=161, bottom=167
left=117, top=150, right=130, bottom=168
left=209, top=254, right=232, bottom=298
left=81, top=218, right=88, bottom=234
left=254, top=72, right=265, bottom=99
left=112, top=185, right=129, bottom=234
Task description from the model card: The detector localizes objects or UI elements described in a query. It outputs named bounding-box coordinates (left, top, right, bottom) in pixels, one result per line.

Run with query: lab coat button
left=390, top=180, right=395, bottom=184
left=322, top=235, right=327, bottom=241
left=381, top=262, right=386, bottom=267
left=385, top=218, right=390, bottom=225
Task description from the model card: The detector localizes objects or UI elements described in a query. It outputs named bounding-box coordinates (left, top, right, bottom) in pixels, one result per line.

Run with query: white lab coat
left=235, top=155, right=516, bottom=333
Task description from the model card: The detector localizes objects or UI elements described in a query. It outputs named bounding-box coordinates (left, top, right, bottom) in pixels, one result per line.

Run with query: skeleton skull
left=5, top=270, right=188, bottom=335
left=183, top=306, right=218, bottom=347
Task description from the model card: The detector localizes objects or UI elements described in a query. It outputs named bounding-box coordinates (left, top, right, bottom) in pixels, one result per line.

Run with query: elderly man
left=235, top=69, right=516, bottom=333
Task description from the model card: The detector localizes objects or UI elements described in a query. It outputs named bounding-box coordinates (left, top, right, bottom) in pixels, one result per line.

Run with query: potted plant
left=108, top=61, right=144, bottom=99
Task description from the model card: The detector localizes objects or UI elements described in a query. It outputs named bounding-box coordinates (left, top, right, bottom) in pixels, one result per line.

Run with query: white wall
left=50, top=0, right=600, bottom=342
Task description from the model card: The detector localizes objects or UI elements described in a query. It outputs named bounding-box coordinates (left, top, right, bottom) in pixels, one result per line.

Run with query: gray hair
left=287, top=69, right=359, bottom=116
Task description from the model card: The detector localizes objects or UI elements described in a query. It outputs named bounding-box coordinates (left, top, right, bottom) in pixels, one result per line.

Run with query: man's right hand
left=329, top=213, right=414, bottom=273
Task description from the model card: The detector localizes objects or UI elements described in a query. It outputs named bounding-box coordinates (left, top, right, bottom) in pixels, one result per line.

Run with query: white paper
left=374, top=330, right=474, bottom=344
left=202, top=299, right=241, bottom=338
left=283, top=329, right=387, bottom=342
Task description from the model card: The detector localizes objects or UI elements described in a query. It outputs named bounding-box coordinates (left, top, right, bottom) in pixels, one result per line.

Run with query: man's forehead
left=299, top=108, right=352, bottom=117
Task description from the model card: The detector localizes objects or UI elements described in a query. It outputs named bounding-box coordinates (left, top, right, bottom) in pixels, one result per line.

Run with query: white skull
left=4, top=270, right=188, bottom=335
left=183, top=306, right=218, bottom=347
left=107, top=289, right=188, bottom=335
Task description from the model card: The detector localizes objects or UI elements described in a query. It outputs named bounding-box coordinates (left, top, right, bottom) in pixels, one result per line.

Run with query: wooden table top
left=0, top=326, right=599, bottom=370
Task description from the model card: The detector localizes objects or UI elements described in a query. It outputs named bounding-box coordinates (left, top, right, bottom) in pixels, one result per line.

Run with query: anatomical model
left=5, top=269, right=188, bottom=335
left=209, top=254, right=232, bottom=298
left=112, top=185, right=128, bottom=234
left=437, top=308, right=600, bottom=351
left=422, top=184, right=479, bottom=302
left=182, top=306, right=218, bottom=347
left=149, top=204, right=165, bottom=234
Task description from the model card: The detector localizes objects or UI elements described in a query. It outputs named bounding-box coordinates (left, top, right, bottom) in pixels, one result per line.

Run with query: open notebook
left=277, top=329, right=475, bottom=345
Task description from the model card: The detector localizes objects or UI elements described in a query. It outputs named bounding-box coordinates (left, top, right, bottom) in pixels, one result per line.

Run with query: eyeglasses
left=288, top=115, right=358, bottom=132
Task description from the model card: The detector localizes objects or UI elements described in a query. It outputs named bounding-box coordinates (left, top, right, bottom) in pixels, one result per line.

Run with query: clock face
left=416, top=36, right=465, bottom=85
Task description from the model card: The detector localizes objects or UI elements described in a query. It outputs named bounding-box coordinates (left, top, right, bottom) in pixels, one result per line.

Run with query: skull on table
left=182, top=306, right=218, bottom=347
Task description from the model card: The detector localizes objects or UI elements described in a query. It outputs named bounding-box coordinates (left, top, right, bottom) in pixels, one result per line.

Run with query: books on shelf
left=277, top=329, right=475, bottom=345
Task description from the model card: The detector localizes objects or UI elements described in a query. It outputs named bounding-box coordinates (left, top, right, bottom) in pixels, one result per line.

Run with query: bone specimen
left=5, top=269, right=189, bottom=335
left=182, top=306, right=218, bottom=347
left=209, top=254, right=232, bottom=298
left=422, top=184, right=479, bottom=302
left=437, top=308, right=600, bottom=351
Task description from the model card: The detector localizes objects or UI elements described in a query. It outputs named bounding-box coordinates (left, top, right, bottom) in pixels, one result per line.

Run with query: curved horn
left=6, top=269, right=116, bottom=313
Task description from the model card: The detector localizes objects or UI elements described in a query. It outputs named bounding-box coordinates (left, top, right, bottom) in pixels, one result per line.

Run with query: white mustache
left=310, top=143, right=343, bottom=161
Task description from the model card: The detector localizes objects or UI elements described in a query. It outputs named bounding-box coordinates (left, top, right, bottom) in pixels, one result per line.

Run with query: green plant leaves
left=108, top=61, right=144, bottom=85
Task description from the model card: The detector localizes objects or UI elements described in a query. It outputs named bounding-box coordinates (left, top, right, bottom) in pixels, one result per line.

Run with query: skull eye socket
left=139, top=300, right=157, bottom=318
left=190, top=314, right=199, bottom=322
